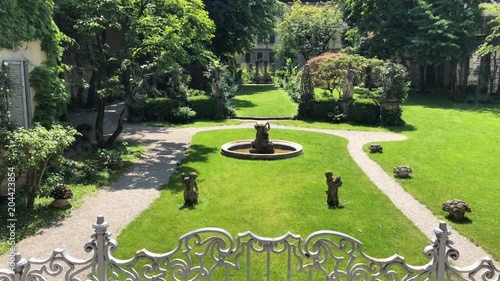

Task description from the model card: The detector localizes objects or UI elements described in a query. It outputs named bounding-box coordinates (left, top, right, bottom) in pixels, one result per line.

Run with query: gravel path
left=1, top=121, right=498, bottom=273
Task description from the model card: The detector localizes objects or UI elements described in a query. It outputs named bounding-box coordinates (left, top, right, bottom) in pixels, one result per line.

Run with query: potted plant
left=50, top=184, right=73, bottom=208
left=376, top=63, right=410, bottom=125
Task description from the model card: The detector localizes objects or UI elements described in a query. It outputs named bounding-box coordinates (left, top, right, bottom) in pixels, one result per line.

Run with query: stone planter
left=51, top=199, right=70, bottom=208
left=442, top=199, right=471, bottom=221
left=381, top=99, right=401, bottom=111
left=369, top=144, right=383, bottom=153
left=393, top=166, right=412, bottom=178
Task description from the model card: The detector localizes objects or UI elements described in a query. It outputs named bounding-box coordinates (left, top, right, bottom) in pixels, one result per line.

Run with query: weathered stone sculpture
left=369, top=144, right=383, bottom=153
left=250, top=122, right=275, bottom=154
left=393, top=166, right=412, bottom=178
left=298, top=64, right=315, bottom=118
left=442, top=199, right=471, bottom=221
left=181, top=172, right=199, bottom=205
left=325, top=171, right=343, bottom=207
left=341, top=66, right=355, bottom=100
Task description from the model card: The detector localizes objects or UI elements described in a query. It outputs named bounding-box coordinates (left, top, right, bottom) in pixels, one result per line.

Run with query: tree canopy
left=344, top=0, right=483, bottom=63
left=203, top=0, right=283, bottom=58
left=275, top=1, right=345, bottom=62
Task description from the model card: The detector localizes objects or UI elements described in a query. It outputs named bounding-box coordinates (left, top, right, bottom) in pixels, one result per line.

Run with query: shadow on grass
left=405, top=91, right=500, bottom=116
left=237, top=84, right=278, bottom=96
left=328, top=205, right=345, bottom=210
left=164, top=144, right=216, bottom=194
left=445, top=215, right=473, bottom=224
left=182, top=144, right=217, bottom=165
left=0, top=201, right=68, bottom=245
left=385, top=123, right=418, bottom=133
left=179, top=204, right=197, bottom=210
left=231, top=99, right=256, bottom=109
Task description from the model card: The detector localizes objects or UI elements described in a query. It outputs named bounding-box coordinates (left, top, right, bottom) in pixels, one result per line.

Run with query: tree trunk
left=365, top=66, right=373, bottom=90
left=449, top=59, right=457, bottom=91
left=477, top=54, right=490, bottom=97
left=86, top=71, right=97, bottom=107
left=455, top=58, right=470, bottom=101
left=419, top=64, right=426, bottom=90
left=95, top=100, right=105, bottom=147
left=105, top=79, right=144, bottom=146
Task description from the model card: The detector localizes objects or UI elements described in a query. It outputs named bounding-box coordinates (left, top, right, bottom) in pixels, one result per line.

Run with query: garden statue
left=442, top=199, right=471, bottom=221
left=341, top=65, right=355, bottom=100
left=369, top=144, right=383, bottom=153
left=181, top=172, right=199, bottom=205
left=393, top=166, right=412, bottom=178
left=250, top=122, right=275, bottom=154
left=325, top=171, right=343, bottom=207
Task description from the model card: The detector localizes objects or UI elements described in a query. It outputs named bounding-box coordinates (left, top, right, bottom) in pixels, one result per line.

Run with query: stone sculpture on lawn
left=325, top=171, right=343, bottom=207
left=181, top=172, right=199, bottom=205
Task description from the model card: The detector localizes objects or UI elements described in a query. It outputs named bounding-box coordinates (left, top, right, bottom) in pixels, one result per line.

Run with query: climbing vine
left=0, top=0, right=64, bottom=63
left=30, top=66, right=70, bottom=127
left=0, top=0, right=68, bottom=126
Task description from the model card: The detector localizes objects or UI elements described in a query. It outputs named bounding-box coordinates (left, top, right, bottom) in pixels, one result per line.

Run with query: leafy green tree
left=410, top=0, right=483, bottom=99
left=102, top=0, right=215, bottom=146
left=343, top=0, right=418, bottom=60
left=307, top=53, right=381, bottom=96
left=276, top=1, right=345, bottom=62
left=477, top=3, right=500, bottom=94
left=56, top=0, right=215, bottom=146
left=5, top=125, right=77, bottom=208
left=477, top=4, right=500, bottom=57
left=203, top=0, right=283, bottom=58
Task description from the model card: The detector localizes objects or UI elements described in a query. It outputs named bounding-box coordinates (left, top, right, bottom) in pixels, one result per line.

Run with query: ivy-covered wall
left=0, top=0, right=68, bottom=126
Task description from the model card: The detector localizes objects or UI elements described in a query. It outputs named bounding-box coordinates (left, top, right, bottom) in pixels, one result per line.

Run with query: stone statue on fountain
left=250, top=122, right=275, bottom=154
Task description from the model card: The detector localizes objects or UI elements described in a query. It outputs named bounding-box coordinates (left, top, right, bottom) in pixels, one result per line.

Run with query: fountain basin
left=221, top=140, right=303, bottom=160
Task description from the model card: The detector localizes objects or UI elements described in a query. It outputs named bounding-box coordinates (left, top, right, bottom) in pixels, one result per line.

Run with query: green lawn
left=113, top=129, right=431, bottom=278
left=364, top=92, right=500, bottom=260
left=232, top=84, right=297, bottom=117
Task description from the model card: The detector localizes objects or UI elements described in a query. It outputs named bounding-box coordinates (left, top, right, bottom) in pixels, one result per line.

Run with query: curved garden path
left=1, top=121, right=498, bottom=271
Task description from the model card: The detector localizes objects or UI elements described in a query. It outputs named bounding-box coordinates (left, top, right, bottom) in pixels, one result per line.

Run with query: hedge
left=348, top=98, right=380, bottom=125
left=143, top=98, right=183, bottom=121
left=188, top=96, right=219, bottom=120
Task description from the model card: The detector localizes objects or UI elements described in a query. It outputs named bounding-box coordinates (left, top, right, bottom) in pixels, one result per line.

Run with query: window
left=245, top=53, right=251, bottom=63
left=257, top=52, right=263, bottom=61
left=269, top=52, right=275, bottom=64
left=269, top=35, right=276, bottom=44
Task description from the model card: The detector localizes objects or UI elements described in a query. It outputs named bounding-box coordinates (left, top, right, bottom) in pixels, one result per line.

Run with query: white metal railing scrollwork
left=0, top=216, right=498, bottom=280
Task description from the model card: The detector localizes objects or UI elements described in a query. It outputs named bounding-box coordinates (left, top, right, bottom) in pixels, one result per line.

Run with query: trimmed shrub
left=381, top=107, right=405, bottom=126
left=143, top=98, right=182, bottom=121
left=348, top=98, right=380, bottom=125
left=309, top=99, right=337, bottom=120
left=171, top=107, right=196, bottom=124
left=188, top=96, right=218, bottom=119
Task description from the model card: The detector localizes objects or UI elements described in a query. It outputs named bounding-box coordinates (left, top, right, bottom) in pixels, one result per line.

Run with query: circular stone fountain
left=220, top=122, right=303, bottom=160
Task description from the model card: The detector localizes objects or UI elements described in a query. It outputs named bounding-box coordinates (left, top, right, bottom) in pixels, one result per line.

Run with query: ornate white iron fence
left=0, top=216, right=498, bottom=281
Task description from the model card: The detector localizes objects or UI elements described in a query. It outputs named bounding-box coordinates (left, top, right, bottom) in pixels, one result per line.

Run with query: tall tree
left=343, top=0, right=418, bottom=60
left=203, top=0, right=283, bottom=58
left=410, top=0, right=483, bottom=98
left=276, top=1, right=345, bottom=62
left=105, top=0, right=215, bottom=146
left=477, top=3, right=500, bottom=94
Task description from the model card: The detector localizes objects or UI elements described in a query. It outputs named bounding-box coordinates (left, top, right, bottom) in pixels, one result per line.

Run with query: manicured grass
left=233, top=84, right=297, bottom=117
left=0, top=142, right=145, bottom=254
left=364, top=92, right=500, bottom=260
left=113, top=129, right=431, bottom=278
left=273, top=119, right=389, bottom=132
left=145, top=119, right=244, bottom=128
